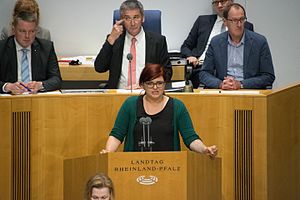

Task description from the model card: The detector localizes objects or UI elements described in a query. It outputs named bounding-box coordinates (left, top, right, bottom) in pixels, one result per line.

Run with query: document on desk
left=171, top=81, right=185, bottom=88
left=0, top=93, right=12, bottom=96
left=37, top=91, right=62, bottom=95
left=0, top=91, right=62, bottom=96
left=116, top=89, right=143, bottom=94
left=60, top=89, right=107, bottom=94
left=199, top=90, right=261, bottom=95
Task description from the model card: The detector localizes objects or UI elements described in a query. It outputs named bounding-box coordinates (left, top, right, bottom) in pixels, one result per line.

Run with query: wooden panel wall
left=0, top=84, right=299, bottom=200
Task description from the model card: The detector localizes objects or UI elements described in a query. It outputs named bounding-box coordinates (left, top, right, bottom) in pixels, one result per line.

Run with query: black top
left=133, top=95, right=174, bottom=151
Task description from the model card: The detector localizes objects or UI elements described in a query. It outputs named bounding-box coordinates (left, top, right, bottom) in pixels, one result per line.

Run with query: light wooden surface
left=0, top=99, right=12, bottom=200
left=64, top=152, right=221, bottom=200
left=59, top=64, right=185, bottom=81
left=0, top=83, right=299, bottom=200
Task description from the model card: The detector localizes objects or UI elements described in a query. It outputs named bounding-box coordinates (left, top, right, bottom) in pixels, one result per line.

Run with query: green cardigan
left=110, top=96, right=200, bottom=151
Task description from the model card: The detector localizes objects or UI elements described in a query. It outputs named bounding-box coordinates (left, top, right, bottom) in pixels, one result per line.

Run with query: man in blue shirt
left=199, top=3, right=275, bottom=89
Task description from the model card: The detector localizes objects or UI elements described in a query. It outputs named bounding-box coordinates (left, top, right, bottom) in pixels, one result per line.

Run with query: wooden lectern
left=64, top=151, right=221, bottom=200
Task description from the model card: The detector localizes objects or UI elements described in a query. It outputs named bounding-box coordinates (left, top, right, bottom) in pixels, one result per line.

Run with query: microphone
left=184, top=65, right=194, bottom=92
left=144, top=117, right=154, bottom=149
left=127, top=53, right=133, bottom=93
left=138, top=117, right=154, bottom=151
left=127, top=53, right=133, bottom=61
left=139, top=117, right=146, bottom=151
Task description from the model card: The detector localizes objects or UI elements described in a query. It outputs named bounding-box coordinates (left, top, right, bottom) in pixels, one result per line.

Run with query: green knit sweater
left=110, top=96, right=200, bottom=151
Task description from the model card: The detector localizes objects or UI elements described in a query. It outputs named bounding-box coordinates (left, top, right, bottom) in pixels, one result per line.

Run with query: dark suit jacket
left=181, top=14, right=254, bottom=58
left=0, top=36, right=62, bottom=93
left=94, top=31, right=172, bottom=88
left=199, top=29, right=275, bottom=89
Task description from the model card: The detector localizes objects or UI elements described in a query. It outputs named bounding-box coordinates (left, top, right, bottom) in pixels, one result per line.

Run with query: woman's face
left=90, top=187, right=111, bottom=200
left=142, top=76, right=166, bottom=99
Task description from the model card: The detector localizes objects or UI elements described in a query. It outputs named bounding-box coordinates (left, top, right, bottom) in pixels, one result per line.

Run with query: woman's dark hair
left=139, top=63, right=167, bottom=86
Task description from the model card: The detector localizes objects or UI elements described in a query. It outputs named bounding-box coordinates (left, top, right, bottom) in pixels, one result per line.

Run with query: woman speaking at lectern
left=101, top=63, right=217, bottom=158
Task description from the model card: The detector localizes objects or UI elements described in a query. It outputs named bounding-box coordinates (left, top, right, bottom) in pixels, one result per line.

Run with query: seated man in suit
left=0, top=11, right=62, bottom=94
left=199, top=3, right=275, bottom=89
left=94, top=0, right=172, bottom=89
left=181, top=0, right=253, bottom=88
left=1, top=0, right=51, bottom=41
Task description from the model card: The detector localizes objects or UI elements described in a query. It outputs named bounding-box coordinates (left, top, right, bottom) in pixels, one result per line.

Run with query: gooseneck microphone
left=127, top=53, right=133, bottom=93
left=138, top=117, right=154, bottom=151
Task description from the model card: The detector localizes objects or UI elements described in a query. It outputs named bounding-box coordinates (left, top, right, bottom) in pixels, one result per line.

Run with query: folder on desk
left=60, top=89, right=107, bottom=94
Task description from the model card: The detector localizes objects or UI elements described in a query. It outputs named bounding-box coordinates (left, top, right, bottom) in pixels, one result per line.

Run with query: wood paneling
left=59, top=65, right=185, bottom=81
left=64, top=152, right=221, bottom=200
left=0, top=99, right=12, bottom=200
left=0, top=83, right=299, bottom=200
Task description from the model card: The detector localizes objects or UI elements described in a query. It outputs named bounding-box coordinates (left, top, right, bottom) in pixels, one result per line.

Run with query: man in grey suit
left=0, top=11, right=61, bottom=94
left=94, top=0, right=172, bottom=89
left=199, top=3, right=275, bottom=89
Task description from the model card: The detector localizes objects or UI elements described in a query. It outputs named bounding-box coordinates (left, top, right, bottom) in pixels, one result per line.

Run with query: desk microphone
left=184, top=65, right=193, bottom=92
left=138, top=117, right=154, bottom=151
left=127, top=53, right=133, bottom=93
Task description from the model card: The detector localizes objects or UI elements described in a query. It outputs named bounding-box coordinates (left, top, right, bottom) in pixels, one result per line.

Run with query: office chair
left=113, top=9, right=162, bottom=34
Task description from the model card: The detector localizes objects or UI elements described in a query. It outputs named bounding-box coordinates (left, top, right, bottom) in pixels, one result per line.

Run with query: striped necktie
left=21, top=48, right=30, bottom=83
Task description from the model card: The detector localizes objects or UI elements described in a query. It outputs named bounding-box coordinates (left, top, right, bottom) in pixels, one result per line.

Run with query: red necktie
left=128, top=37, right=137, bottom=86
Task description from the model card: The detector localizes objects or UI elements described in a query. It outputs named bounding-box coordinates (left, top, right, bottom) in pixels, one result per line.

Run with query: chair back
left=113, top=9, right=162, bottom=34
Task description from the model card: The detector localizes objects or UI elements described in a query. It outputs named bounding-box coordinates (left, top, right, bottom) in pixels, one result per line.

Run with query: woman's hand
left=100, top=149, right=110, bottom=154
left=205, top=145, right=218, bottom=158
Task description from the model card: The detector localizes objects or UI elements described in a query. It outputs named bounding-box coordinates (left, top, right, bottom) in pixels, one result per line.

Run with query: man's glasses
left=123, top=15, right=142, bottom=23
left=226, top=17, right=247, bottom=24
left=144, top=81, right=166, bottom=88
left=212, top=0, right=229, bottom=5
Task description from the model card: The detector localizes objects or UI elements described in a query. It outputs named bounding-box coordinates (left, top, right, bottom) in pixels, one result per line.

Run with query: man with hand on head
left=0, top=11, right=62, bottom=94
left=199, top=3, right=275, bottom=89
left=94, top=0, right=172, bottom=89
left=181, top=0, right=253, bottom=88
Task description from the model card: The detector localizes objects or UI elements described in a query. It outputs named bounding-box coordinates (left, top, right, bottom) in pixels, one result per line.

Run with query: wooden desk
left=1, top=84, right=300, bottom=200
left=59, top=64, right=185, bottom=81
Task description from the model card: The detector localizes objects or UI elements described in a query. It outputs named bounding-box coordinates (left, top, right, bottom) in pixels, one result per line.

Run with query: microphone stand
left=127, top=53, right=133, bottom=93
left=139, top=117, right=147, bottom=151
left=139, top=117, right=154, bottom=151
left=145, top=117, right=154, bottom=151
left=129, top=59, right=133, bottom=93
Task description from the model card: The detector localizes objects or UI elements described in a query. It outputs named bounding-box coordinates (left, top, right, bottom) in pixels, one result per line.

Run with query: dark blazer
left=94, top=31, right=172, bottom=88
left=199, top=29, right=275, bottom=89
left=0, top=36, right=62, bottom=93
left=181, top=14, right=254, bottom=58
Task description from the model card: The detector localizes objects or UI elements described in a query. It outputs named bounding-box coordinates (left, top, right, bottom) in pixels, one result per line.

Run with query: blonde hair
left=84, top=173, right=115, bottom=200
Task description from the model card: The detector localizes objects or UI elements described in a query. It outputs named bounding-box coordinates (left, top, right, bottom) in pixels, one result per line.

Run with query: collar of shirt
left=227, top=32, right=245, bottom=47
left=216, top=15, right=224, bottom=24
left=126, top=27, right=145, bottom=43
